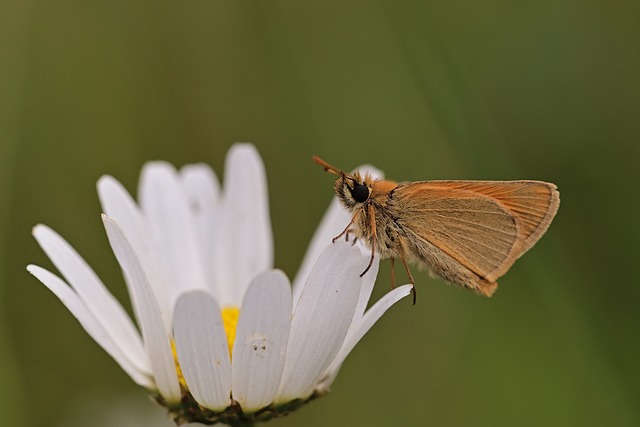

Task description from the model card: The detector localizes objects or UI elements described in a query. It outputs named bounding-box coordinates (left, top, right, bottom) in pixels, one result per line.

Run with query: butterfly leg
left=360, top=204, right=376, bottom=277
left=345, top=230, right=359, bottom=246
left=332, top=208, right=362, bottom=243
left=399, top=252, right=417, bottom=305
left=390, top=257, right=396, bottom=289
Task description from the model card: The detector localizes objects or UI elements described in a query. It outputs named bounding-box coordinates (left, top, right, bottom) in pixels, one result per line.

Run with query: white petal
left=216, top=144, right=273, bottom=307
left=180, top=164, right=220, bottom=200
left=232, top=270, right=291, bottom=412
left=173, top=291, right=232, bottom=411
left=27, top=265, right=153, bottom=388
left=32, top=224, right=149, bottom=375
left=318, top=284, right=413, bottom=391
left=139, top=162, right=208, bottom=308
left=292, top=199, right=351, bottom=307
left=97, top=175, right=148, bottom=271
left=102, top=215, right=181, bottom=402
left=180, top=164, right=222, bottom=297
left=276, top=242, right=362, bottom=403
left=353, top=251, right=380, bottom=322
left=97, top=175, right=164, bottom=330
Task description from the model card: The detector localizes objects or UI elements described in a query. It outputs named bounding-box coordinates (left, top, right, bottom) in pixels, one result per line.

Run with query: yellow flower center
left=171, top=340, right=187, bottom=390
left=172, top=305, right=241, bottom=391
left=221, top=306, right=240, bottom=359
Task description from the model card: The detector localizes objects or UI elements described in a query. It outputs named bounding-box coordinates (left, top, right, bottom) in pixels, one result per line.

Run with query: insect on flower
left=313, top=156, right=560, bottom=303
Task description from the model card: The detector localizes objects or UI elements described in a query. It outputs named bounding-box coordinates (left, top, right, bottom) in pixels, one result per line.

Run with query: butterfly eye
left=350, top=183, right=370, bottom=203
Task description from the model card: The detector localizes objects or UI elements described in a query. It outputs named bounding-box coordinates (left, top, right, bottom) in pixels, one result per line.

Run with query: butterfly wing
left=392, top=180, right=559, bottom=289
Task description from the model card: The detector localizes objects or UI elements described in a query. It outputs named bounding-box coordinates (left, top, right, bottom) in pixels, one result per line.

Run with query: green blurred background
left=2, top=0, right=639, bottom=426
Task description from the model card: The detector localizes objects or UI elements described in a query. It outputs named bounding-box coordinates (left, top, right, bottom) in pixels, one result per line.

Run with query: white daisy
left=28, top=144, right=412, bottom=425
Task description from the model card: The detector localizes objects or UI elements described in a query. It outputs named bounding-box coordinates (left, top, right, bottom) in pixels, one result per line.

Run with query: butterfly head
left=313, top=156, right=373, bottom=212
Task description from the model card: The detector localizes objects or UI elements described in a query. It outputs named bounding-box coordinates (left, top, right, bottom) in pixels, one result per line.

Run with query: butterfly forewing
left=428, top=181, right=560, bottom=252
left=394, top=184, right=519, bottom=280
left=393, top=180, right=559, bottom=282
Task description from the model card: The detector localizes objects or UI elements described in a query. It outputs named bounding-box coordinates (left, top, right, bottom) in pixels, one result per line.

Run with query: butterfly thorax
left=356, top=201, right=405, bottom=259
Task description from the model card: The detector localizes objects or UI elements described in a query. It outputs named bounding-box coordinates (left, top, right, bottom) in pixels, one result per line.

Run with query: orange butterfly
left=314, top=156, right=560, bottom=303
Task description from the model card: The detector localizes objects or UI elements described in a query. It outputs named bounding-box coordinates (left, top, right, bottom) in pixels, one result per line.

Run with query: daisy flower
left=28, top=144, right=412, bottom=425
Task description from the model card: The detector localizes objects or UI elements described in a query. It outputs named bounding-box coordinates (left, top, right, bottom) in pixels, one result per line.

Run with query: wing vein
left=427, top=213, right=516, bottom=235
